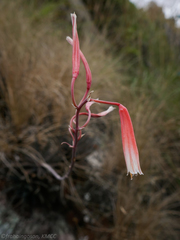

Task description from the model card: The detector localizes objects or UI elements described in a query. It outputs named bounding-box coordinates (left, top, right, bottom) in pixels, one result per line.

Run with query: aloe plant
left=60, top=13, right=143, bottom=180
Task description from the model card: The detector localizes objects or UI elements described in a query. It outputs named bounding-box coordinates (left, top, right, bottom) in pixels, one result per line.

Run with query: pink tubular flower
left=91, top=99, right=143, bottom=178
left=71, top=13, right=80, bottom=79
left=70, top=13, right=80, bottom=107
left=66, top=36, right=92, bottom=101
left=119, top=104, right=143, bottom=178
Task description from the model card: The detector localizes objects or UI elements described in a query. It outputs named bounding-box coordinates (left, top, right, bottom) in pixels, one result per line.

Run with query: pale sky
left=130, top=0, right=180, bottom=27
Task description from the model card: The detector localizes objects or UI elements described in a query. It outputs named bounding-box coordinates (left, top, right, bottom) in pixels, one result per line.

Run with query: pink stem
left=57, top=98, right=88, bottom=180
left=91, top=98, right=120, bottom=107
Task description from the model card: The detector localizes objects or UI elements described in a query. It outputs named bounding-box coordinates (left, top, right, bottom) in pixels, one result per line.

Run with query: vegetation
left=0, top=0, right=179, bottom=239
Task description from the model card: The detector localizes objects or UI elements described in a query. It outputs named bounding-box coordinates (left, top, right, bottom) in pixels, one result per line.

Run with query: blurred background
left=0, top=0, right=179, bottom=239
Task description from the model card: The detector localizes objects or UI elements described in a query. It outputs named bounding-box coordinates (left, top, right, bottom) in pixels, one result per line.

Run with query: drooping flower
left=119, top=104, right=143, bottom=178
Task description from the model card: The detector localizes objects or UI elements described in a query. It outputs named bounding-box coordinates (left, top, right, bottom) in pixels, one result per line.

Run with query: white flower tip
left=71, top=12, right=77, bottom=19
left=128, top=171, right=144, bottom=180
left=71, top=13, right=77, bottom=35
left=66, top=36, right=73, bottom=45
left=95, top=105, right=115, bottom=117
left=108, top=106, right=115, bottom=113
left=71, top=13, right=77, bottom=26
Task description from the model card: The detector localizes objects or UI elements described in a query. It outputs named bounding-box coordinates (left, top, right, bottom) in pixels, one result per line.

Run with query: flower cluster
left=61, top=13, right=143, bottom=180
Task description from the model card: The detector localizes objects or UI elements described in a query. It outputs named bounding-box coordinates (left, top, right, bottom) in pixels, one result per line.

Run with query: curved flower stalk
left=57, top=13, right=143, bottom=181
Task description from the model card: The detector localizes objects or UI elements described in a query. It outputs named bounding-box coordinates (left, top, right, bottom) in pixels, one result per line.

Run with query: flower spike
left=57, top=13, right=143, bottom=181
left=119, top=104, right=143, bottom=178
